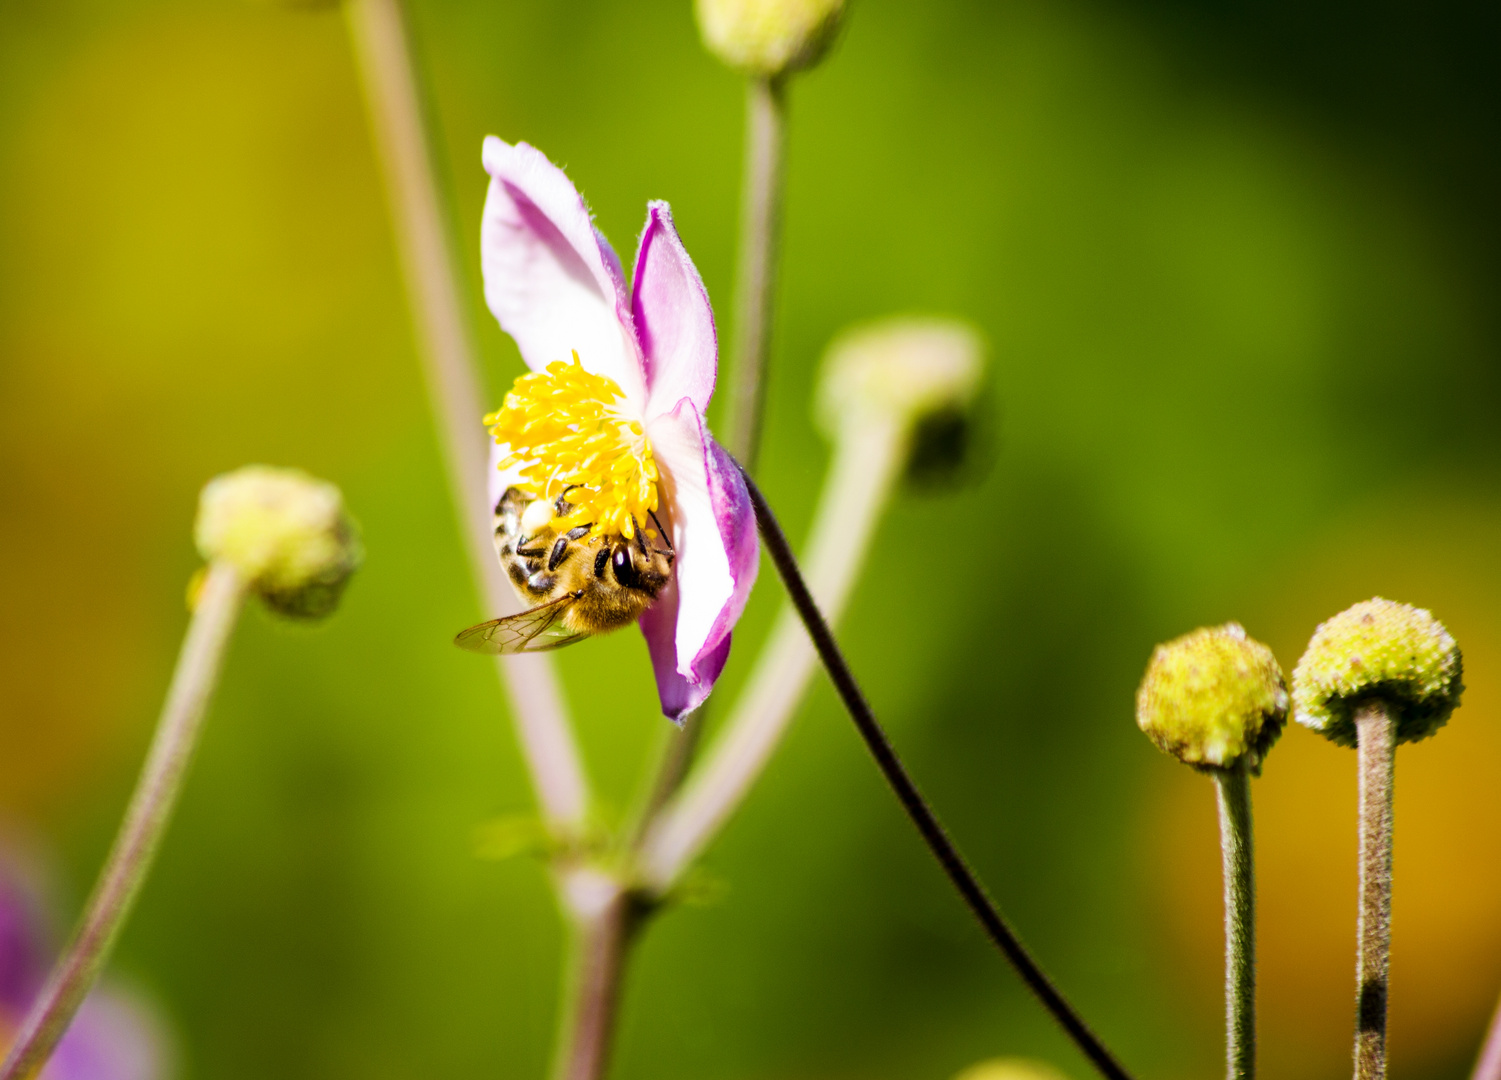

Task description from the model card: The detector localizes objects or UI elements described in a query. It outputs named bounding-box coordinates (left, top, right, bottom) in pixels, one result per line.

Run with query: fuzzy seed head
left=695, top=0, right=845, bottom=75
left=1292, top=597, right=1462, bottom=747
left=1136, top=623, right=1288, bottom=773
left=952, top=1059, right=1072, bottom=1080
left=195, top=465, right=362, bottom=619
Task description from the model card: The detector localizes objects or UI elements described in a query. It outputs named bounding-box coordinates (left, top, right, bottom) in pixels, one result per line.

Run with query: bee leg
left=593, top=546, right=611, bottom=579
left=555, top=485, right=581, bottom=517
left=563, top=525, right=591, bottom=542
left=516, top=544, right=546, bottom=558
left=548, top=536, right=570, bottom=571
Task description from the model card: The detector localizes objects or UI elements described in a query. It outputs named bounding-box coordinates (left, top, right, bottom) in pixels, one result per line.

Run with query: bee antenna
left=648, top=509, right=673, bottom=551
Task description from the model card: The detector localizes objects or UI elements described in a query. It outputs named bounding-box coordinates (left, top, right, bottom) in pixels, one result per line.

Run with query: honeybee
left=454, top=486, right=675, bottom=654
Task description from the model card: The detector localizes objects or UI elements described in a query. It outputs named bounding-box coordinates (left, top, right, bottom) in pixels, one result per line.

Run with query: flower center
left=486, top=354, right=659, bottom=540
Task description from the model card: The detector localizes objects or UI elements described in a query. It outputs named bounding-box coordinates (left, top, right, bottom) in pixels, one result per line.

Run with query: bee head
left=609, top=539, right=671, bottom=598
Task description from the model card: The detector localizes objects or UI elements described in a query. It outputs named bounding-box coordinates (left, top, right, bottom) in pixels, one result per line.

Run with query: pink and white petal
left=46, top=988, right=171, bottom=1080
left=480, top=138, right=646, bottom=402
left=640, top=580, right=732, bottom=722
left=638, top=400, right=758, bottom=721
left=631, top=202, right=717, bottom=420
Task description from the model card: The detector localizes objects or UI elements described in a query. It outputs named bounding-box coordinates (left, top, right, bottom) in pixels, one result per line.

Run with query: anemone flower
left=479, top=138, right=758, bottom=722
left=0, top=868, right=167, bottom=1080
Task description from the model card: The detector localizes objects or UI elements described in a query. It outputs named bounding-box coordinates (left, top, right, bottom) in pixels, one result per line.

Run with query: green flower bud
left=695, top=0, right=845, bottom=76
left=1136, top=623, right=1288, bottom=774
left=817, top=317, right=984, bottom=432
left=952, top=1058, right=1072, bottom=1080
left=195, top=465, right=362, bottom=619
left=1291, top=597, right=1462, bottom=747
left=816, top=317, right=990, bottom=489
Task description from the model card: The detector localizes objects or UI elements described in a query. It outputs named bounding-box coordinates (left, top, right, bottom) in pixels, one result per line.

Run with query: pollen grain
left=486, top=354, right=659, bottom=539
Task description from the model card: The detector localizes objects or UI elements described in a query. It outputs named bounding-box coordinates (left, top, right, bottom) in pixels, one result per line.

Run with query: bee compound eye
left=611, top=546, right=640, bottom=589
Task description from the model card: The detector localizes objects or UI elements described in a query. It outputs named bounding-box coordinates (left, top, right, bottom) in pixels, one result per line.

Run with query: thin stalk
left=1354, top=703, right=1396, bottom=1080
left=1215, top=763, right=1255, bottom=1080
left=627, top=710, right=706, bottom=850
left=641, top=413, right=903, bottom=890
left=1472, top=987, right=1501, bottom=1080
left=735, top=466, right=1135, bottom=1080
left=724, top=75, right=787, bottom=470
left=344, top=0, right=589, bottom=831
left=550, top=871, right=641, bottom=1080
left=0, top=562, right=246, bottom=1080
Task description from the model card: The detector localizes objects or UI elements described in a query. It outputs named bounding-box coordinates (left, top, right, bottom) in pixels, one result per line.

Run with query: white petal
left=480, top=138, right=646, bottom=403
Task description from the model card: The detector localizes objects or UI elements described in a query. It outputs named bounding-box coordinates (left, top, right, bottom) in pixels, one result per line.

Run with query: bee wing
left=453, top=593, right=590, bottom=654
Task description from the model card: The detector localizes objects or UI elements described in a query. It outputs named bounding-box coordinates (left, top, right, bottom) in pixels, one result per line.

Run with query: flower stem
left=1215, top=763, right=1256, bottom=1080
left=1354, top=702, right=1396, bottom=1080
left=733, top=465, right=1136, bottom=1080
left=724, top=75, right=787, bottom=470
left=1472, top=987, right=1501, bottom=1080
left=640, top=412, right=904, bottom=890
left=0, top=562, right=246, bottom=1080
left=344, top=0, right=589, bottom=831
left=550, top=872, right=641, bottom=1080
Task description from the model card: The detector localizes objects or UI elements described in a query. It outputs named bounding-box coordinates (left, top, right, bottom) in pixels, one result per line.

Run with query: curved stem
left=641, top=413, right=903, bottom=890
left=724, top=75, right=787, bottom=470
left=345, top=0, right=589, bottom=831
left=1354, top=703, right=1396, bottom=1080
left=735, top=466, right=1136, bottom=1080
left=1471, top=986, right=1501, bottom=1080
left=1215, top=764, right=1255, bottom=1080
left=0, top=562, right=246, bottom=1080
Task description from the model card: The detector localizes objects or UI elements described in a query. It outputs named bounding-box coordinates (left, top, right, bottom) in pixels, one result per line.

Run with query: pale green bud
left=817, top=317, right=989, bottom=488
left=195, top=465, right=362, bottom=619
left=1292, top=597, right=1462, bottom=747
left=1136, top=623, right=1288, bottom=774
left=818, top=318, right=984, bottom=431
left=952, top=1058, right=1072, bottom=1080
left=695, top=0, right=845, bottom=76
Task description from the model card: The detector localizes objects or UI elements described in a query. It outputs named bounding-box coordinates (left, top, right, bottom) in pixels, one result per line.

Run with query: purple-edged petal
left=639, top=400, right=758, bottom=721
left=631, top=202, right=717, bottom=420
left=0, top=874, right=44, bottom=1013
left=480, top=138, right=646, bottom=403
left=44, top=989, right=169, bottom=1080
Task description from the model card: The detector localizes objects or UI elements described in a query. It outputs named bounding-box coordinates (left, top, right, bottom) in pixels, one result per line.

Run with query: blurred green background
left=2, top=0, right=1500, bottom=1077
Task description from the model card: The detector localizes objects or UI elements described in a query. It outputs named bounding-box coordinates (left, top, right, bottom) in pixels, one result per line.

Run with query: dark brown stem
left=724, top=75, right=787, bottom=471
left=736, top=465, right=1135, bottom=1080
left=551, top=880, right=641, bottom=1080
left=1355, top=703, right=1396, bottom=1080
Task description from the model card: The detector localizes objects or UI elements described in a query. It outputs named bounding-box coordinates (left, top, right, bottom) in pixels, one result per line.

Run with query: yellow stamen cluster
left=486, top=354, right=659, bottom=539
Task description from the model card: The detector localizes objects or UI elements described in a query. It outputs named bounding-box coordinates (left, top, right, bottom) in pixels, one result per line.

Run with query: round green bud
left=817, top=317, right=985, bottom=434
left=195, top=465, right=362, bottom=619
left=695, top=0, right=845, bottom=76
left=1136, top=623, right=1288, bottom=774
left=1291, top=597, right=1462, bottom=747
left=952, top=1059, right=1072, bottom=1080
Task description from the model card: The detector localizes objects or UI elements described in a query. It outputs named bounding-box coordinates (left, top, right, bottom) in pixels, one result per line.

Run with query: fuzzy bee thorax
left=492, top=486, right=674, bottom=639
